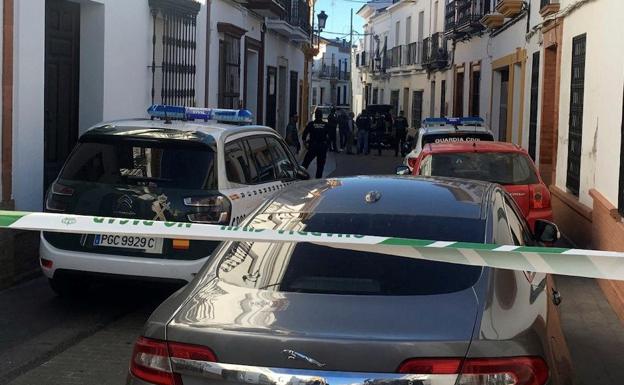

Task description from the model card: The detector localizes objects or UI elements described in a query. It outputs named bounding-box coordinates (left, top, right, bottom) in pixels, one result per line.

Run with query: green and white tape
left=2, top=210, right=624, bottom=281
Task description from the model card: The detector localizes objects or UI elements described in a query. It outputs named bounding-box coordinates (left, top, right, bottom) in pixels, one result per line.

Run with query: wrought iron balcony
left=313, top=61, right=350, bottom=80
left=456, top=0, right=485, bottom=33
left=422, top=33, right=449, bottom=71
left=403, top=41, right=422, bottom=65
left=388, top=46, right=402, bottom=68
left=285, top=0, right=311, bottom=35
left=241, top=0, right=286, bottom=18
left=265, top=0, right=311, bottom=41
left=445, top=1, right=457, bottom=33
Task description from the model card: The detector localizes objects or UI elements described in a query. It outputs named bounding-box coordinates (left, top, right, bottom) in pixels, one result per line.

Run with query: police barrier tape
left=2, top=210, right=624, bottom=281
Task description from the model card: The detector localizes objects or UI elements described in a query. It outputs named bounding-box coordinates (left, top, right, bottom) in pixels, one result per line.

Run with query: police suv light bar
left=423, top=117, right=485, bottom=127
left=147, top=105, right=254, bottom=124
left=422, top=118, right=448, bottom=127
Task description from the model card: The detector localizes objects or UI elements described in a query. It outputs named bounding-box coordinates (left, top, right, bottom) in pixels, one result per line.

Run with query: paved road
left=2, top=150, right=623, bottom=384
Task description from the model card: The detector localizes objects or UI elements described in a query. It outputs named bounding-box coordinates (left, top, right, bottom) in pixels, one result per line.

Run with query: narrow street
left=1, top=151, right=623, bottom=385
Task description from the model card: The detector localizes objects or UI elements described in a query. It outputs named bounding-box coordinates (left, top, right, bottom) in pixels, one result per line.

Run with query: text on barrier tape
left=2, top=210, right=624, bottom=281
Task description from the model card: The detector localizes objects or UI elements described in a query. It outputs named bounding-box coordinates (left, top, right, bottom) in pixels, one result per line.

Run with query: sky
left=313, top=0, right=368, bottom=43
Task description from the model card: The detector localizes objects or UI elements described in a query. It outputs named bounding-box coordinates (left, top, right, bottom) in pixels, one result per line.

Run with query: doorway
left=245, top=38, right=261, bottom=122
left=278, top=66, right=288, bottom=136
left=498, top=68, right=510, bottom=141
left=390, top=90, right=400, bottom=115
left=454, top=71, right=464, bottom=116
left=289, top=71, right=298, bottom=120
left=402, top=87, right=410, bottom=116
left=412, top=90, right=423, bottom=128
left=266, top=66, right=277, bottom=129
left=44, top=0, right=80, bottom=192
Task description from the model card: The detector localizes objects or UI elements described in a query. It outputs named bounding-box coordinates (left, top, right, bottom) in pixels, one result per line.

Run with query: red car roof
left=421, top=141, right=527, bottom=155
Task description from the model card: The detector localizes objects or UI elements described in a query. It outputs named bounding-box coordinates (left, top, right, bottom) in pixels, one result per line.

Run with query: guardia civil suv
left=41, top=105, right=308, bottom=295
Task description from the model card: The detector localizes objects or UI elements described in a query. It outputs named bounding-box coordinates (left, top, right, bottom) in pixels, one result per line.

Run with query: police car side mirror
left=534, top=219, right=560, bottom=243
left=396, top=165, right=410, bottom=176
left=297, top=166, right=310, bottom=180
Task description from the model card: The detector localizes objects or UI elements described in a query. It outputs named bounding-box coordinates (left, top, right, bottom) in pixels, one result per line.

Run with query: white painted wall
left=11, top=0, right=211, bottom=210
left=13, top=0, right=46, bottom=211
left=555, top=0, right=624, bottom=207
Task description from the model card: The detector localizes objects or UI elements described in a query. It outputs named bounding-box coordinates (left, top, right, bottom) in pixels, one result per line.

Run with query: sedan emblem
left=364, top=190, right=381, bottom=204
left=282, top=350, right=326, bottom=368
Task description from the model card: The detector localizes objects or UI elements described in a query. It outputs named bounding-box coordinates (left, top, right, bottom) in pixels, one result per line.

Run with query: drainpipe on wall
left=2, top=0, right=13, bottom=208
left=204, top=0, right=211, bottom=107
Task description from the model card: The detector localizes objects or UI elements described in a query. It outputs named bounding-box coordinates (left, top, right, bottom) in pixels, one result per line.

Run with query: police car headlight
left=184, top=195, right=231, bottom=225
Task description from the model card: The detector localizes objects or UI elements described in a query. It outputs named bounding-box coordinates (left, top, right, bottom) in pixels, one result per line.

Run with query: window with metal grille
left=149, top=0, right=200, bottom=107
left=566, top=34, right=586, bottom=196
left=528, top=52, right=540, bottom=160
left=219, top=34, right=241, bottom=109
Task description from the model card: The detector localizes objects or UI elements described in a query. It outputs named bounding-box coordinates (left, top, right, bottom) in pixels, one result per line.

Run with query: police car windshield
left=422, top=132, right=494, bottom=145
left=425, top=152, right=539, bottom=185
left=60, top=138, right=217, bottom=190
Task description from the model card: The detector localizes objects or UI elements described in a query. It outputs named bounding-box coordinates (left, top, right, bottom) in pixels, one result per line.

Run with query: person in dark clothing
left=338, top=111, right=350, bottom=151
left=326, top=108, right=338, bottom=152
left=375, top=113, right=386, bottom=156
left=302, top=109, right=331, bottom=178
left=356, top=112, right=372, bottom=155
left=393, top=110, right=408, bottom=157
left=285, top=114, right=301, bottom=156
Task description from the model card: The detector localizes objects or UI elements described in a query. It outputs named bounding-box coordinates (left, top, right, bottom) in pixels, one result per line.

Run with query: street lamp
left=314, top=11, right=328, bottom=50
left=317, top=11, right=328, bottom=31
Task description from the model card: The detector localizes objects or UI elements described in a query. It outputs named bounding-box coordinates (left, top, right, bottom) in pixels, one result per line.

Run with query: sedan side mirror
left=396, top=165, right=411, bottom=176
left=534, top=219, right=560, bottom=243
left=296, top=166, right=310, bottom=180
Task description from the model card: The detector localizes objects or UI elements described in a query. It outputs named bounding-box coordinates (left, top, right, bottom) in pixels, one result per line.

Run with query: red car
left=408, top=141, right=552, bottom=231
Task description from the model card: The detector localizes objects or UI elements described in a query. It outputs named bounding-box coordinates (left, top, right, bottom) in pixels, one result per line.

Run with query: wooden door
left=44, top=0, right=80, bottom=192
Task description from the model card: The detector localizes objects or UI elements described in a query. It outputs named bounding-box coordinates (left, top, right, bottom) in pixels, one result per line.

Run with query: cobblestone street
left=2, top=151, right=624, bottom=385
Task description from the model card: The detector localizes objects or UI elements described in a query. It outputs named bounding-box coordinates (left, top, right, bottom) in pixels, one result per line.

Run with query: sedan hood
left=166, top=279, right=481, bottom=373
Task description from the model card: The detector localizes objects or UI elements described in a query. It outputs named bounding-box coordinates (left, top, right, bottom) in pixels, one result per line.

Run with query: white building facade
left=0, top=0, right=312, bottom=211
left=354, top=0, right=624, bottom=319
left=354, top=0, right=446, bottom=129
left=311, top=37, right=351, bottom=109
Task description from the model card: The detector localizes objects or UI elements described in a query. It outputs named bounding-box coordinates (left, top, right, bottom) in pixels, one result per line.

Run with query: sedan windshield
left=216, top=213, right=484, bottom=296
left=421, top=152, right=540, bottom=185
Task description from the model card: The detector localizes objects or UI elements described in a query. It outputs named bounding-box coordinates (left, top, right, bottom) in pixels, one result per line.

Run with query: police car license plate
left=93, top=234, right=163, bottom=254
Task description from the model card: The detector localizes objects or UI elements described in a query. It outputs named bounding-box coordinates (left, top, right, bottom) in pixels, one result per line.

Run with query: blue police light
left=459, top=116, right=484, bottom=126
left=147, top=105, right=254, bottom=124
left=422, top=118, right=448, bottom=126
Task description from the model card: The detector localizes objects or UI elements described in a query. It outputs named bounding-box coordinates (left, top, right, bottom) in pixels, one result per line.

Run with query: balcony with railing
left=265, top=0, right=311, bottom=41
left=241, top=0, right=286, bottom=18
left=422, top=33, right=448, bottom=71
left=313, top=61, right=350, bottom=80
left=539, top=0, right=560, bottom=17
left=456, top=0, right=485, bottom=33
left=388, top=46, right=402, bottom=68
left=403, top=41, right=422, bottom=66
left=445, top=1, right=457, bottom=33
